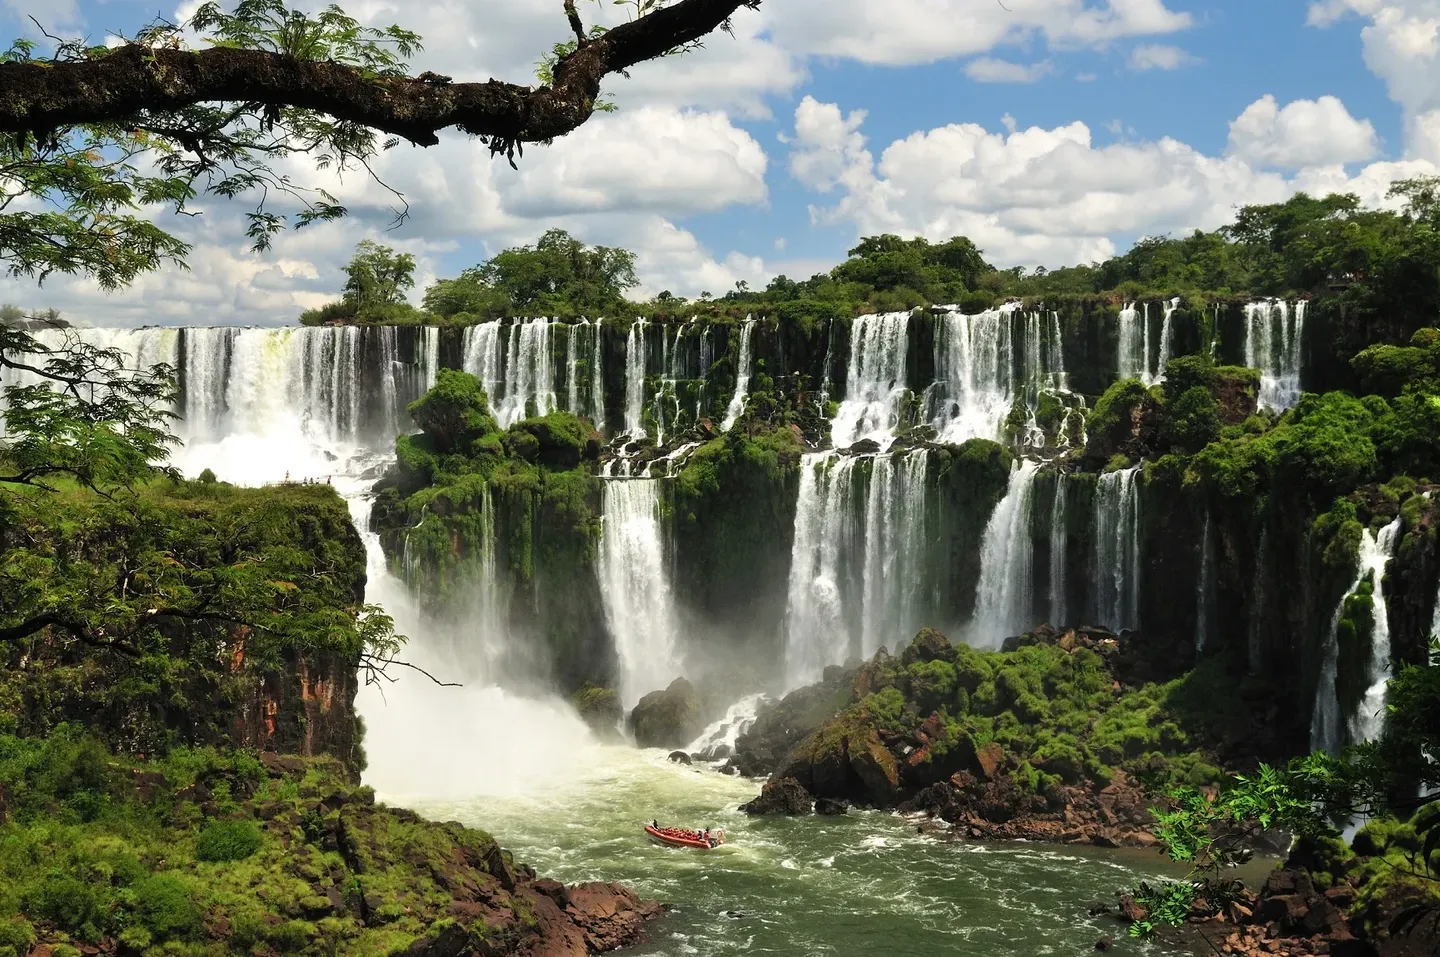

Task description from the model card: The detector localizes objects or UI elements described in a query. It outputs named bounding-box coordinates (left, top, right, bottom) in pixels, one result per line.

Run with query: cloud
left=1227, top=94, right=1380, bottom=168
left=766, top=0, right=1192, bottom=67
left=786, top=95, right=1432, bottom=269
left=964, top=57, right=1057, bottom=83
left=1128, top=43, right=1199, bottom=71
left=1302, top=1, right=1440, bottom=160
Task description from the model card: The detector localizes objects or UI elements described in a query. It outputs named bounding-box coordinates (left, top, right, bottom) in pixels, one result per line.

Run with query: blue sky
left=2, top=0, right=1436, bottom=324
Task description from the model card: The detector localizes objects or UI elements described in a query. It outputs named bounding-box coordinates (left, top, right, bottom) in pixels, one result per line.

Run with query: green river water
left=359, top=684, right=1203, bottom=957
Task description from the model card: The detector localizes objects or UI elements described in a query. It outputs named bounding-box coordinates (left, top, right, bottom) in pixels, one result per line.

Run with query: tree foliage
left=0, top=0, right=757, bottom=292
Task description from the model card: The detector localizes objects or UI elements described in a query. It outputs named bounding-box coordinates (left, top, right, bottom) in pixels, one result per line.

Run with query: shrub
left=195, top=819, right=264, bottom=862
left=24, top=872, right=108, bottom=942
left=0, top=919, right=35, bottom=957
left=134, top=874, right=202, bottom=943
left=197, top=468, right=217, bottom=483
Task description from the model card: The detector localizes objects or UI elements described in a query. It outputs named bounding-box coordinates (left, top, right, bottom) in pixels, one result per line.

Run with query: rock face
left=739, top=776, right=814, bottom=815
left=725, top=664, right=858, bottom=777
left=571, top=684, right=623, bottom=737
left=628, top=678, right=705, bottom=749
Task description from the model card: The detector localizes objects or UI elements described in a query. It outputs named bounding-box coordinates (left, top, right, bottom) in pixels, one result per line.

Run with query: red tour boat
left=644, top=822, right=726, bottom=849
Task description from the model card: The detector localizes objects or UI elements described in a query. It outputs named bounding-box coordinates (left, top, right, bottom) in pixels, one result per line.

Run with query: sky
left=3, top=0, right=1440, bottom=326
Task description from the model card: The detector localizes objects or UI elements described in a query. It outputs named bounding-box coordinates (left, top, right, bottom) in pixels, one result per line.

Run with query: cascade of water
left=1117, top=302, right=1142, bottom=382
left=972, top=459, right=1040, bottom=646
left=819, top=317, right=837, bottom=404
left=1433, top=575, right=1440, bottom=641
left=684, top=692, right=768, bottom=762
left=1245, top=299, right=1306, bottom=412
left=591, top=320, right=605, bottom=430
left=831, top=312, right=909, bottom=449
left=696, top=325, right=713, bottom=423
left=565, top=320, right=586, bottom=414
left=1046, top=309, right=1068, bottom=393
left=1156, top=297, right=1180, bottom=381
left=1312, top=518, right=1403, bottom=752
left=653, top=324, right=686, bottom=443
left=495, top=318, right=556, bottom=427
left=860, top=450, right=930, bottom=659
left=925, top=305, right=1019, bottom=443
left=1091, top=466, right=1142, bottom=631
left=784, top=453, right=863, bottom=687
left=721, top=317, right=757, bottom=432
left=1049, top=473, right=1068, bottom=628
left=1353, top=518, right=1403, bottom=745
left=461, top=321, right=506, bottom=409
left=624, top=318, right=647, bottom=436
left=1140, top=302, right=1153, bottom=384
left=1196, top=509, right=1214, bottom=654
left=598, top=478, right=682, bottom=705
left=180, top=327, right=237, bottom=436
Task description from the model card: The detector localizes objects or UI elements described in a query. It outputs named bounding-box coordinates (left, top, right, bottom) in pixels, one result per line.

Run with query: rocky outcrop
left=739, top=777, right=813, bottom=815
left=725, top=664, right=858, bottom=778
left=571, top=684, right=623, bottom=737
left=627, top=678, right=704, bottom=749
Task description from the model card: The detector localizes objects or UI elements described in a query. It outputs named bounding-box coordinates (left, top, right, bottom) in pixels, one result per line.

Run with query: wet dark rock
left=667, top=751, right=693, bottom=765
left=627, top=678, right=704, bottom=749
left=814, top=797, right=848, bottom=816
left=739, top=776, right=813, bottom=815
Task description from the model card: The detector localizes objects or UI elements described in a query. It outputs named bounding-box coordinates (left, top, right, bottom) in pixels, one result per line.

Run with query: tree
left=0, top=0, right=760, bottom=291
left=342, top=240, right=416, bottom=308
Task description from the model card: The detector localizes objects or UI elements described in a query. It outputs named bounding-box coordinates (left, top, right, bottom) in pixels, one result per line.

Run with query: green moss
left=194, top=819, right=263, bottom=862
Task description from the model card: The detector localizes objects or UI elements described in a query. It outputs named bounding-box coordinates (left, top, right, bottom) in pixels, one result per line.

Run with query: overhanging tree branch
left=0, top=0, right=759, bottom=155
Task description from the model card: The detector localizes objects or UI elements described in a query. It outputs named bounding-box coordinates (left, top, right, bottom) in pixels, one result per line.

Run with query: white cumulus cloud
left=1227, top=94, right=1380, bottom=168
left=1129, top=43, right=1199, bottom=71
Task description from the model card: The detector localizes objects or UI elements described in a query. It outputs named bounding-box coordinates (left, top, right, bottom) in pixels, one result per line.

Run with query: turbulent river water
left=172, top=434, right=1199, bottom=957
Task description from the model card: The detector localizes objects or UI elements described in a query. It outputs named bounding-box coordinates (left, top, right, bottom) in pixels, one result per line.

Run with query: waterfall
left=1091, top=466, right=1141, bottom=631
left=598, top=478, right=681, bottom=705
left=624, top=318, right=647, bottom=437
left=461, top=321, right=506, bottom=411
left=1196, top=509, right=1214, bottom=654
left=1312, top=518, right=1403, bottom=752
left=565, top=320, right=586, bottom=415
left=784, top=450, right=929, bottom=687
left=696, top=325, right=713, bottom=423
left=925, top=305, right=1013, bottom=443
left=972, top=459, right=1040, bottom=646
left=860, top=450, right=930, bottom=658
left=1117, top=302, right=1142, bottom=382
left=1046, top=310, right=1067, bottom=393
left=654, top=324, right=686, bottom=443
left=182, top=326, right=237, bottom=435
left=721, top=318, right=756, bottom=432
left=785, top=454, right=861, bottom=688
left=1244, top=299, right=1306, bottom=412
left=591, top=320, right=605, bottom=430
left=1432, top=576, right=1440, bottom=641
left=819, top=317, right=837, bottom=404
left=1156, top=298, right=1179, bottom=381
left=495, top=318, right=556, bottom=427
left=1049, top=473, right=1068, bottom=628
left=831, top=312, right=909, bottom=449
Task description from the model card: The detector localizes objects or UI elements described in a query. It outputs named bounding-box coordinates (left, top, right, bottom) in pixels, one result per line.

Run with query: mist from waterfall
left=598, top=478, right=682, bottom=705
left=1244, top=299, right=1306, bottom=412
left=972, top=459, right=1040, bottom=647
left=1091, top=466, right=1141, bottom=632
left=721, top=318, right=757, bottom=432
left=832, top=312, right=910, bottom=449
left=1049, top=474, right=1068, bottom=629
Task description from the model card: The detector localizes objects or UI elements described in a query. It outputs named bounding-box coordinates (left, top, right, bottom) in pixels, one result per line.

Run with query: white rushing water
left=598, top=478, right=682, bottom=706
left=972, top=459, right=1040, bottom=647
left=721, top=318, right=756, bottom=432
left=565, top=320, right=586, bottom=415
left=832, top=312, right=909, bottom=449
left=1311, top=518, right=1403, bottom=753
left=1049, top=473, right=1068, bottom=629
left=624, top=317, right=647, bottom=437
left=1244, top=299, right=1306, bottom=412
left=784, top=451, right=929, bottom=688
left=685, top=692, right=768, bottom=762
left=654, top=323, right=687, bottom=443
left=1091, top=466, right=1142, bottom=632
left=1117, top=299, right=1179, bottom=386
left=925, top=305, right=1066, bottom=445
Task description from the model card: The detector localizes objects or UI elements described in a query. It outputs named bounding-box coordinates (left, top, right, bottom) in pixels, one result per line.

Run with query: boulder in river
left=739, top=777, right=813, bottom=815
left=571, top=684, right=623, bottom=738
left=814, top=797, right=848, bottom=815
left=668, top=750, right=693, bottom=765
left=628, top=678, right=704, bottom=749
